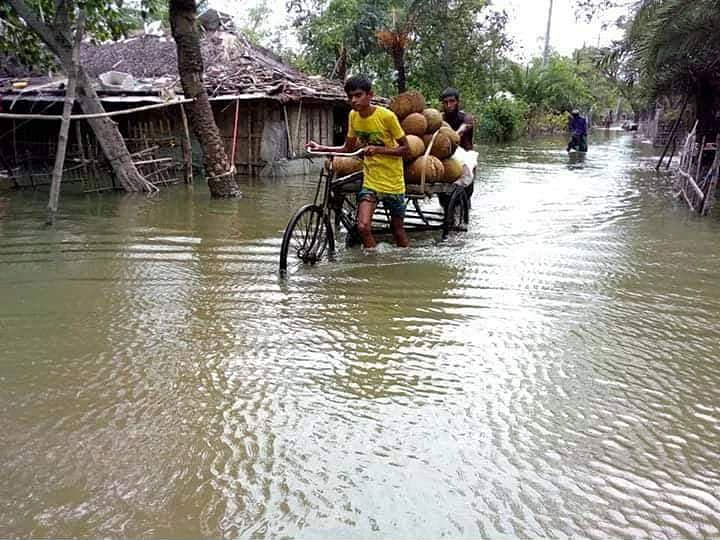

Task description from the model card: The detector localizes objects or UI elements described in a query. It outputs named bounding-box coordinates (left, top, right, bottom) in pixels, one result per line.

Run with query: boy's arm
left=364, top=136, right=409, bottom=158
left=306, top=137, right=358, bottom=153
left=306, top=110, right=358, bottom=153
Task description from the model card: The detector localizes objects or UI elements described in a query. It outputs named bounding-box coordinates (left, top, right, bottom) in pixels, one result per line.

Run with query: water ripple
left=2, top=134, right=720, bottom=537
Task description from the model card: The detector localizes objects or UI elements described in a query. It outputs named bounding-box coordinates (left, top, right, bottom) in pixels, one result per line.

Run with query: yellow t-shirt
left=347, top=106, right=405, bottom=194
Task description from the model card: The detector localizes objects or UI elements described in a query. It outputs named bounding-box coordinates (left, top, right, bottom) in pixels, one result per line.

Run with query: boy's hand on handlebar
left=306, top=141, right=320, bottom=151
left=364, top=145, right=382, bottom=157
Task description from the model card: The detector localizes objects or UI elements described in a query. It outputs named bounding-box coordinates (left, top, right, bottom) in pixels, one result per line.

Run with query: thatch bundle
left=401, top=113, right=428, bottom=136
left=332, top=156, right=363, bottom=176
left=441, top=158, right=463, bottom=182
left=423, top=108, right=443, bottom=133
left=390, top=91, right=426, bottom=120
left=405, top=155, right=444, bottom=184
left=405, top=135, right=426, bottom=161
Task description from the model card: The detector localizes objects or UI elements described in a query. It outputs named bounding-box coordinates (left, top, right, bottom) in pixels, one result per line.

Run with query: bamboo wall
left=212, top=99, right=340, bottom=175
left=0, top=97, right=345, bottom=188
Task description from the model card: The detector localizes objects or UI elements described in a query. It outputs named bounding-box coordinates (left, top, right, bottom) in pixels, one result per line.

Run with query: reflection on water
left=566, top=151, right=586, bottom=170
left=1, top=133, right=720, bottom=538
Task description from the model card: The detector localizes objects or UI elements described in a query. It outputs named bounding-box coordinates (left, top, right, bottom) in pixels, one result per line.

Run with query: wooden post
left=12, top=119, right=18, bottom=168
left=701, top=135, right=720, bottom=216
left=656, top=94, right=689, bottom=171
left=179, top=103, right=193, bottom=184
left=47, top=10, right=84, bottom=224
left=326, top=108, right=333, bottom=146
left=665, top=138, right=677, bottom=170
left=75, top=120, right=90, bottom=190
left=27, top=150, right=35, bottom=188
left=230, top=98, right=240, bottom=170
left=695, top=136, right=706, bottom=195
left=247, top=106, right=253, bottom=176
left=283, top=104, right=294, bottom=158
left=295, top=100, right=303, bottom=156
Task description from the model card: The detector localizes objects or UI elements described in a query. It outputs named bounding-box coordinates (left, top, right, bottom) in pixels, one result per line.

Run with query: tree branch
left=7, top=0, right=73, bottom=61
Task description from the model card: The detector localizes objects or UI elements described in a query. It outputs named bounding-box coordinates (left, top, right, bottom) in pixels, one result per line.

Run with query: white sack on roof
left=99, top=71, right=137, bottom=91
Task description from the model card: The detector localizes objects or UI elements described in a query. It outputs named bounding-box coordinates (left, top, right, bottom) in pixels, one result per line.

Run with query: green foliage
left=476, top=96, right=528, bottom=142
left=526, top=110, right=569, bottom=135
left=288, top=0, right=391, bottom=87
left=408, top=1, right=511, bottom=108
left=287, top=0, right=511, bottom=100
left=595, top=0, right=720, bottom=126
left=626, top=0, right=720, bottom=97
left=0, top=0, right=165, bottom=73
left=502, top=56, right=594, bottom=114
left=237, top=0, right=299, bottom=63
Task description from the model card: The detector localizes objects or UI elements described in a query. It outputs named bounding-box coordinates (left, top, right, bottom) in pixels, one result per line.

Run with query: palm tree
left=169, top=0, right=240, bottom=197
left=376, top=3, right=421, bottom=93
left=620, top=0, right=720, bottom=135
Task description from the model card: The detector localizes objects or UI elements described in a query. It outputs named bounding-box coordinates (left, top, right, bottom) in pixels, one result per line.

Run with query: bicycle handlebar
left=307, top=148, right=365, bottom=158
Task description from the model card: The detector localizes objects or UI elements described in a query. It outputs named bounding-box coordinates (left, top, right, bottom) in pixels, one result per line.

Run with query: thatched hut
left=0, top=14, right=349, bottom=190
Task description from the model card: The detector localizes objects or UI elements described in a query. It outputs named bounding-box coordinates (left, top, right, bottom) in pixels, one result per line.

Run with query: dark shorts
left=358, top=187, right=406, bottom=218
left=568, top=133, right=588, bottom=152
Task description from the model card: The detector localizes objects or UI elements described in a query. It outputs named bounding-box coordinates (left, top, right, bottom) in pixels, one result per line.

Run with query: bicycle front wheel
left=279, top=204, right=335, bottom=274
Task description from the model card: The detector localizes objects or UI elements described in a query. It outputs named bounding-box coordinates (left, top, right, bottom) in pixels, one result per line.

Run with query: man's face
left=442, top=96, right=459, bottom=114
left=348, top=89, right=372, bottom=111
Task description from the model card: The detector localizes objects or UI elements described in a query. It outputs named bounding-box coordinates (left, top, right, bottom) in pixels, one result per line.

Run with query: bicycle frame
left=307, top=148, right=365, bottom=231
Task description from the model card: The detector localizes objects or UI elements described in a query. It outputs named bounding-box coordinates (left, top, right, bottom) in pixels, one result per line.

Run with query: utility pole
left=543, top=0, right=554, bottom=66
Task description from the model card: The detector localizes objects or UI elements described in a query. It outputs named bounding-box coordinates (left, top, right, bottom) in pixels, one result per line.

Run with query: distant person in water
left=567, top=109, right=588, bottom=152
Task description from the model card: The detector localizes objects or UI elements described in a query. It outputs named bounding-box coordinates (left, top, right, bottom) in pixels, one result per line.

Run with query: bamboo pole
left=701, top=135, right=720, bottom=216
left=0, top=98, right=194, bottom=121
left=295, top=100, right=303, bottom=156
left=47, top=11, right=84, bottom=225
left=230, top=98, right=240, bottom=170
left=695, top=136, right=706, bottom=196
left=12, top=119, right=18, bottom=167
left=283, top=104, right=295, bottom=158
left=179, top=103, right=193, bottom=184
left=665, top=138, right=676, bottom=170
left=656, top=95, right=689, bottom=171
left=75, top=120, right=88, bottom=180
left=247, top=106, right=253, bottom=175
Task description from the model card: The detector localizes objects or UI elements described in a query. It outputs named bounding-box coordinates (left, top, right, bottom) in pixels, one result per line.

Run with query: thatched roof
left=78, top=30, right=347, bottom=103
left=1, top=27, right=348, bottom=105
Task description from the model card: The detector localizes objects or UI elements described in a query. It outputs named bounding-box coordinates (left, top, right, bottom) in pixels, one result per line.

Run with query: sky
left=208, top=0, right=625, bottom=64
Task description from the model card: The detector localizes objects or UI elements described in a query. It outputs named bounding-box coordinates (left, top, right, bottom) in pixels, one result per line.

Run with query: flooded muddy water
left=1, top=132, right=719, bottom=538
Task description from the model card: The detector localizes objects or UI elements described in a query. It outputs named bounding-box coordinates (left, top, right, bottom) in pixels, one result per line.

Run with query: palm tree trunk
left=169, top=0, right=240, bottom=198
left=392, top=46, right=407, bottom=94
left=543, top=0, right=554, bottom=66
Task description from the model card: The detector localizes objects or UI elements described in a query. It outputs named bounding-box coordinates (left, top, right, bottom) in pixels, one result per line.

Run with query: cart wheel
left=279, top=204, right=335, bottom=274
left=442, top=188, right=469, bottom=239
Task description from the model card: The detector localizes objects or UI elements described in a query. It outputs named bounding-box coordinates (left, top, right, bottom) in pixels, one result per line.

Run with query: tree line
left=279, top=0, right=718, bottom=141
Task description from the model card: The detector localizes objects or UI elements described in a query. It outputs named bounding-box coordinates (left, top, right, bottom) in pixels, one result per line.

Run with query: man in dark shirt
left=439, top=88, right=476, bottom=208
left=441, top=88, right=474, bottom=151
left=567, top=109, right=588, bottom=152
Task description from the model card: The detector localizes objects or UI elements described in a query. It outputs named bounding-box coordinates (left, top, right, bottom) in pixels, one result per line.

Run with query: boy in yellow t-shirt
left=306, top=76, right=409, bottom=248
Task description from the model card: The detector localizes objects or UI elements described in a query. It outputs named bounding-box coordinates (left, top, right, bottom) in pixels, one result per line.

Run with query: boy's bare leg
left=391, top=216, right=409, bottom=247
left=357, top=199, right=378, bottom=248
